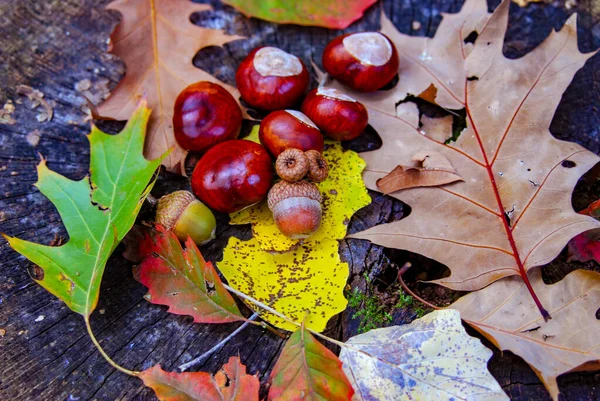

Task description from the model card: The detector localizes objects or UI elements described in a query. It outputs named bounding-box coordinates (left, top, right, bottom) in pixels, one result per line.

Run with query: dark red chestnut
left=173, top=81, right=242, bottom=153
left=323, top=32, right=399, bottom=92
left=301, top=87, right=368, bottom=141
left=236, top=46, right=309, bottom=111
left=191, top=140, right=274, bottom=213
left=259, top=110, right=324, bottom=158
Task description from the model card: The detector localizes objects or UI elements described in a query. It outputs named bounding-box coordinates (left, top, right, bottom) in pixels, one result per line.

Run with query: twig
left=396, top=262, right=440, bottom=310
left=178, top=312, right=259, bottom=372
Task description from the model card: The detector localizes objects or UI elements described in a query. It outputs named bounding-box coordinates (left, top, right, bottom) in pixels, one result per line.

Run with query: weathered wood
left=0, top=0, right=599, bottom=400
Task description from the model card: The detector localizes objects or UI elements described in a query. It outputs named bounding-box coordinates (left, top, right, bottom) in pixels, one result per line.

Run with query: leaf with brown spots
left=98, top=0, right=245, bottom=174
left=339, top=309, right=508, bottom=401
left=268, top=324, right=354, bottom=401
left=137, top=226, right=244, bottom=324
left=450, top=269, right=600, bottom=400
left=141, top=356, right=259, bottom=400
left=327, top=0, right=600, bottom=318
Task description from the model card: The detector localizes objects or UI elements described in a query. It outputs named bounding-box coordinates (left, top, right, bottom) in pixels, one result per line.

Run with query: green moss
left=348, top=288, right=393, bottom=334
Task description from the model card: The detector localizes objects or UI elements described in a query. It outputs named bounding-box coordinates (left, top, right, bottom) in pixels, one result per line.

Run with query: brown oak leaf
left=330, top=0, right=600, bottom=317
left=98, top=0, right=245, bottom=174
left=450, top=269, right=600, bottom=400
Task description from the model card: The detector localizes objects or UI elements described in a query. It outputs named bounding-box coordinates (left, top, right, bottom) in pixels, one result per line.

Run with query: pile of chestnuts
left=156, top=31, right=399, bottom=242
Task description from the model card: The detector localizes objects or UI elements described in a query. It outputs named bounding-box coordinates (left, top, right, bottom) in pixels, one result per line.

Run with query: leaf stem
left=84, top=316, right=140, bottom=377
left=396, top=262, right=440, bottom=311
left=178, top=312, right=259, bottom=372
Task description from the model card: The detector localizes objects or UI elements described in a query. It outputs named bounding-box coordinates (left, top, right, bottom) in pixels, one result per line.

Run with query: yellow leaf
left=218, top=237, right=349, bottom=332
left=231, top=127, right=371, bottom=252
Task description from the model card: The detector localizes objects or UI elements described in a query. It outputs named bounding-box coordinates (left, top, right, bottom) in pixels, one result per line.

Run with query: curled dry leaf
left=450, top=269, right=600, bottom=401
left=140, top=356, right=259, bottom=401
left=222, top=0, right=377, bottom=29
left=339, top=309, right=508, bottom=401
left=268, top=325, right=354, bottom=401
left=376, top=150, right=463, bottom=194
left=331, top=0, right=600, bottom=316
left=136, top=226, right=244, bottom=324
left=98, top=0, right=245, bottom=174
left=3, top=102, right=162, bottom=316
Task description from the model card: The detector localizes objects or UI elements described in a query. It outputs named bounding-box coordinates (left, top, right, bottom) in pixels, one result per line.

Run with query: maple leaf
left=339, top=309, right=508, bottom=401
left=567, top=199, right=600, bottom=263
left=222, top=0, right=377, bottom=29
left=330, top=0, right=600, bottom=317
left=268, top=325, right=354, bottom=401
left=140, top=356, right=259, bottom=401
left=98, top=0, right=244, bottom=174
left=4, top=101, right=162, bottom=316
left=137, top=226, right=244, bottom=324
left=450, top=269, right=600, bottom=400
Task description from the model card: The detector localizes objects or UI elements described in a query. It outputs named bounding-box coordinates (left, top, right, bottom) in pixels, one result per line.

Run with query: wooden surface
left=1, top=0, right=599, bottom=400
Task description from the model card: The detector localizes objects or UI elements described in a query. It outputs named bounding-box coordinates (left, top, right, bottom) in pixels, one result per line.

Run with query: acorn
left=275, top=148, right=309, bottom=182
left=155, top=190, right=216, bottom=245
left=268, top=181, right=322, bottom=239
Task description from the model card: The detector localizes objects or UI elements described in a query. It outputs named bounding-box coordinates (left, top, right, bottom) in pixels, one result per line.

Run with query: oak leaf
left=98, top=0, right=244, bottom=174
left=268, top=325, right=354, bottom=401
left=450, top=269, right=600, bottom=400
left=567, top=199, right=600, bottom=263
left=222, top=0, right=377, bottom=29
left=140, top=356, right=259, bottom=401
left=137, top=226, right=244, bottom=324
left=331, top=0, right=600, bottom=314
left=4, top=102, right=162, bottom=316
left=339, top=309, right=508, bottom=401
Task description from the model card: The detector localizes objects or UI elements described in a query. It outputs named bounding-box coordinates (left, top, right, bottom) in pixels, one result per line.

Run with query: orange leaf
left=376, top=151, right=463, bottom=194
left=140, top=357, right=259, bottom=401
left=137, top=226, right=243, bottom=324
left=268, top=326, right=354, bottom=401
left=327, top=0, right=600, bottom=317
left=450, top=269, right=600, bottom=401
left=98, top=0, right=245, bottom=174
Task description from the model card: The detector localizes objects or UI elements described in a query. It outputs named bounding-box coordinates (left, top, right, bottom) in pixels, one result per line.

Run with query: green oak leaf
left=4, top=101, right=164, bottom=317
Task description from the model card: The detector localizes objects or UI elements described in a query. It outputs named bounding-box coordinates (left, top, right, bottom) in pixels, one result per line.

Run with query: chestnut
left=191, top=140, right=274, bottom=213
left=259, top=110, right=324, bottom=158
left=322, top=32, right=399, bottom=92
left=236, top=46, right=309, bottom=111
left=173, top=81, right=242, bottom=153
left=301, top=87, right=368, bottom=141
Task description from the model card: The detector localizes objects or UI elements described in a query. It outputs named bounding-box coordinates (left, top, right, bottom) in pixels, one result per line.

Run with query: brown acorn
left=156, top=190, right=216, bottom=245
left=267, top=181, right=322, bottom=239
left=276, top=148, right=309, bottom=182
left=304, top=150, right=329, bottom=183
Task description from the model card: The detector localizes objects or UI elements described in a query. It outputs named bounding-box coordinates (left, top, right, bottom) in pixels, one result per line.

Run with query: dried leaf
left=450, top=269, right=600, bottom=400
left=231, top=127, right=371, bottom=252
left=376, top=151, right=463, bottom=194
left=222, top=0, right=377, bottom=29
left=137, top=226, right=243, bottom=324
left=339, top=309, right=508, bottom=401
left=3, top=102, right=162, bottom=316
left=567, top=199, right=600, bottom=263
left=218, top=237, right=348, bottom=332
left=98, top=0, right=245, bottom=174
left=268, top=325, right=354, bottom=401
left=336, top=0, right=600, bottom=301
left=140, top=356, right=259, bottom=401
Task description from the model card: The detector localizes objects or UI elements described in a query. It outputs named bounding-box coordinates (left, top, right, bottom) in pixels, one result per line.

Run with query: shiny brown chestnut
left=323, top=32, right=399, bottom=92
left=236, top=46, right=309, bottom=111
left=191, top=140, right=274, bottom=213
left=259, top=110, right=324, bottom=158
left=301, top=87, right=368, bottom=141
left=173, top=81, right=242, bottom=152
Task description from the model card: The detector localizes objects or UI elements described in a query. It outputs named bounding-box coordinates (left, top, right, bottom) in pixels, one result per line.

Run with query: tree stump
left=0, top=0, right=599, bottom=400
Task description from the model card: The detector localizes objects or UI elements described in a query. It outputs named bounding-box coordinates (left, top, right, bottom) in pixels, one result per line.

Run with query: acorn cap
left=268, top=181, right=322, bottom=210
left=276, top=148, right=309, bottom=182
left=156, top=190, right=216, bottom=245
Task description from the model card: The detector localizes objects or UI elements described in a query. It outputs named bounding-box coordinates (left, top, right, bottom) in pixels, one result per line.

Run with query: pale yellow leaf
left=340, top=309, right=508, bottom=401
